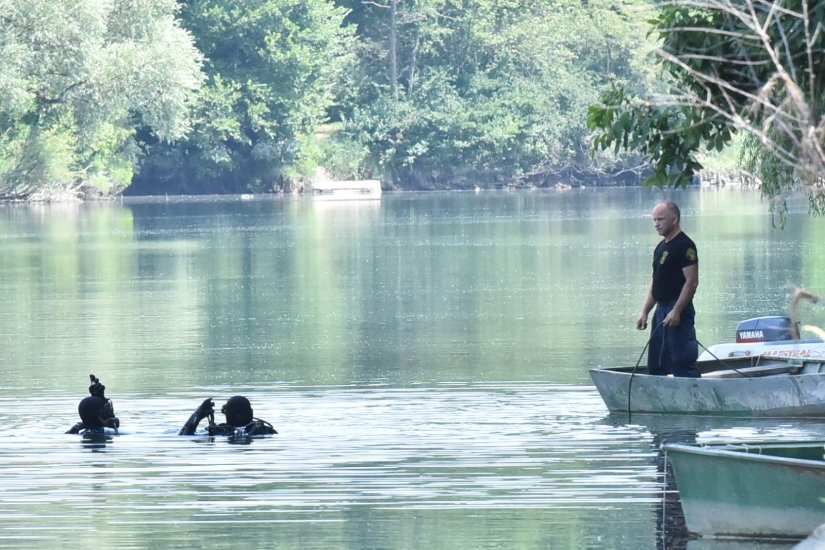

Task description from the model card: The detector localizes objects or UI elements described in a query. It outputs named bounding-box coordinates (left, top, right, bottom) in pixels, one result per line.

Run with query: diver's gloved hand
left=178, top=399, right=213, bottom=436
left=196, top=398, right=215, bottom=424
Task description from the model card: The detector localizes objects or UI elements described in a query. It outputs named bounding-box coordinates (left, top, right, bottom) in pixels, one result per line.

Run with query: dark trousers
left=648, top=302, right=699, bottom=377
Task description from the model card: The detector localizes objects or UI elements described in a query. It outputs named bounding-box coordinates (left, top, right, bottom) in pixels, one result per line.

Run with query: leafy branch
left=589, top=0, right=825, bottom=211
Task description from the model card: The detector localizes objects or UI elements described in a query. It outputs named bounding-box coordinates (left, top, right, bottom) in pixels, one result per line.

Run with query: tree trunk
left=407, top=31, right=420, bottom=99
left=389, top=0, right=398, bottom=100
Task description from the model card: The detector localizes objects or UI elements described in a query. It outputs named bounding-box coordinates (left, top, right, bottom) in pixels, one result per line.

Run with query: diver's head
left=88, top=374, right=106, bottom=399
left=78, top=396, right=109, bottom=428
left=222, top=396, right=253, bottom=427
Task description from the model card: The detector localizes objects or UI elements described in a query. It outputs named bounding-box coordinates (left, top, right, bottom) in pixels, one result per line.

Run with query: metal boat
left=590, top=355, right=825, bottom=416
left=591, top=315, right=825, bottom=415
left=663, top=440, right=825, bottom=538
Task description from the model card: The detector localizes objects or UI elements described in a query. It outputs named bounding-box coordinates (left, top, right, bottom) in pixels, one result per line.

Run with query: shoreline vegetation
left=0, top=167, right=764, bottom=204
left=0, top=1, right=661, bottom=202
left=0, top=133, right=759, bottom=203
left=2, top=2, right=818, bottom=209
left=0, top=147, right=760, bottom=204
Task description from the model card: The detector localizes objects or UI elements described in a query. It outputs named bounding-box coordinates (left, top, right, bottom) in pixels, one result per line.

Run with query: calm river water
left=0, top=188, right=823, bottom=549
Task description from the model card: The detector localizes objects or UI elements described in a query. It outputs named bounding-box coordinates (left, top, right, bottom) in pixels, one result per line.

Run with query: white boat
left=309, top=180, right=382, bottom=201
left=698, top=316, right=825, bottom=361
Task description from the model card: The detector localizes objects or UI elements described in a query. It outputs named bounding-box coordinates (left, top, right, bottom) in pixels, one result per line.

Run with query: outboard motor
left=735, top=316, right=795, bottom=343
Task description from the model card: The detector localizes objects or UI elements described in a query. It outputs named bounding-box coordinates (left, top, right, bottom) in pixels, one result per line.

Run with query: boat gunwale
left=587, top=367, right=814, bottom=379
left=588, top=367, right=816, bottom=377
left=589, top=357, right=825, bottom=379
left=663, top=442, right=825, bottom=469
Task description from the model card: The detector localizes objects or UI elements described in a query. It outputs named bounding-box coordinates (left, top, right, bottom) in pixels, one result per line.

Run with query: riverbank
left=0, top=166, right=762, bottom=203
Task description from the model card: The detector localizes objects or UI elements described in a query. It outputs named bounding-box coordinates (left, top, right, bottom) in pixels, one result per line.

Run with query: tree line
left=588, top=0, right=825, bottom=215
left=11, top=1, right=818, bottom=202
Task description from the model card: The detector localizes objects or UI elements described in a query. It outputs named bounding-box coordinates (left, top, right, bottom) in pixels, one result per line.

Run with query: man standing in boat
left=636, top=201, right=700, bottom=377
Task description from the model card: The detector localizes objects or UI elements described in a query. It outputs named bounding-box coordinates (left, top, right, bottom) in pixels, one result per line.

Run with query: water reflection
left=3, top=384, right=662, bottom=548
left=80, top=432, right=113, bottom=452
left=0, top=189, right=822, bottom=548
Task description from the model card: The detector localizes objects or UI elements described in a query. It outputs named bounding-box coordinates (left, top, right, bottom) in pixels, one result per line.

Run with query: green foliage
left=133, top=0, right=355, bottom=194
left=304, top=124, right=372, bottom=181
left=587, top=84, right=730, bottom=189
left=589, top=0, right=825, bottom=211
left=701, top=133, right=746, bottom=173
left=319, top=138, right=372, bottom=181
left=5, top=128, right=75, bottom=192
left=78, top=123, right=139, bottom=192
left=0, top=0, right=203, bottom=197
left=334, top=0, right=655, bottom=187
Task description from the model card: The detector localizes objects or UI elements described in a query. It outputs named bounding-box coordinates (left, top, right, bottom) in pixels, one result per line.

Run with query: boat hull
left=310, top=179, right=382, bottom=200
left=664, top=442, right=825, bottom=537
left=589, top=360, right=825, bottom=416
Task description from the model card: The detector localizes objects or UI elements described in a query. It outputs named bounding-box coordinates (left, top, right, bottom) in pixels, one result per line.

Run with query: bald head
left=661, top=201, right=680, bottom=221
left=652, top=201, right=681, bottom=241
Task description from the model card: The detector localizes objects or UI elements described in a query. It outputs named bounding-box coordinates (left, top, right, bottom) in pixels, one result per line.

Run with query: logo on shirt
left=660, top=251, right=668, bottom=265
left=686, top=248, right=697, bottom=262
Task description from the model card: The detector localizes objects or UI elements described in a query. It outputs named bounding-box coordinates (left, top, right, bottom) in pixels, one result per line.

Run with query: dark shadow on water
left=227, top=433, right=255, bottom=446
left=193, top=433, right=264, bottom=446
left=655, top=429, right=696, bottom=550
left=81, top=432, right=113, bottom=452
left=602, top=412, right=702, bottom=550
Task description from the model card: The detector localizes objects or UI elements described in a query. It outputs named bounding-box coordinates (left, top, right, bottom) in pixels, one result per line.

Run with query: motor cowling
left=735, top=316, right=795, bottom=343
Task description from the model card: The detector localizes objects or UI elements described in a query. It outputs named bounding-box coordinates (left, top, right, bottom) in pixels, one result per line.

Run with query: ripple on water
left=6, top=383, right=816, bottom=548
left=0, top=385, right=661, bottom=543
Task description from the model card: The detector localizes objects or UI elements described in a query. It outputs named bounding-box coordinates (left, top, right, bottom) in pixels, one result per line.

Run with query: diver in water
left=179, top=396, right=277, bottom=437
left=66, top=374, right=120, bottom=434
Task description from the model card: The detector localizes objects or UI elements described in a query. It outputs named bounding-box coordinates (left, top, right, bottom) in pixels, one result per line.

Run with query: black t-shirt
left=651, top=231, right=698, bottom=304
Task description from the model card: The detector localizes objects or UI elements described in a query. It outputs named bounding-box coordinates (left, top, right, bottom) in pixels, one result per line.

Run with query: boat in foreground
left=590, top=355, right=825, bottom=415
left=664, top=441, right=825, bottom=538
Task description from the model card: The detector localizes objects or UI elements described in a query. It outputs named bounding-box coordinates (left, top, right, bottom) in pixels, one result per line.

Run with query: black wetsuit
left=178, top=399, right=277, bottom=436
left=66, top=377, right=120, bottom=434
left=66, top=398, right=120, bottom=433
left=204, top=420, right=277, bottom=437
left=178, top=416, right=277, bottom=436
